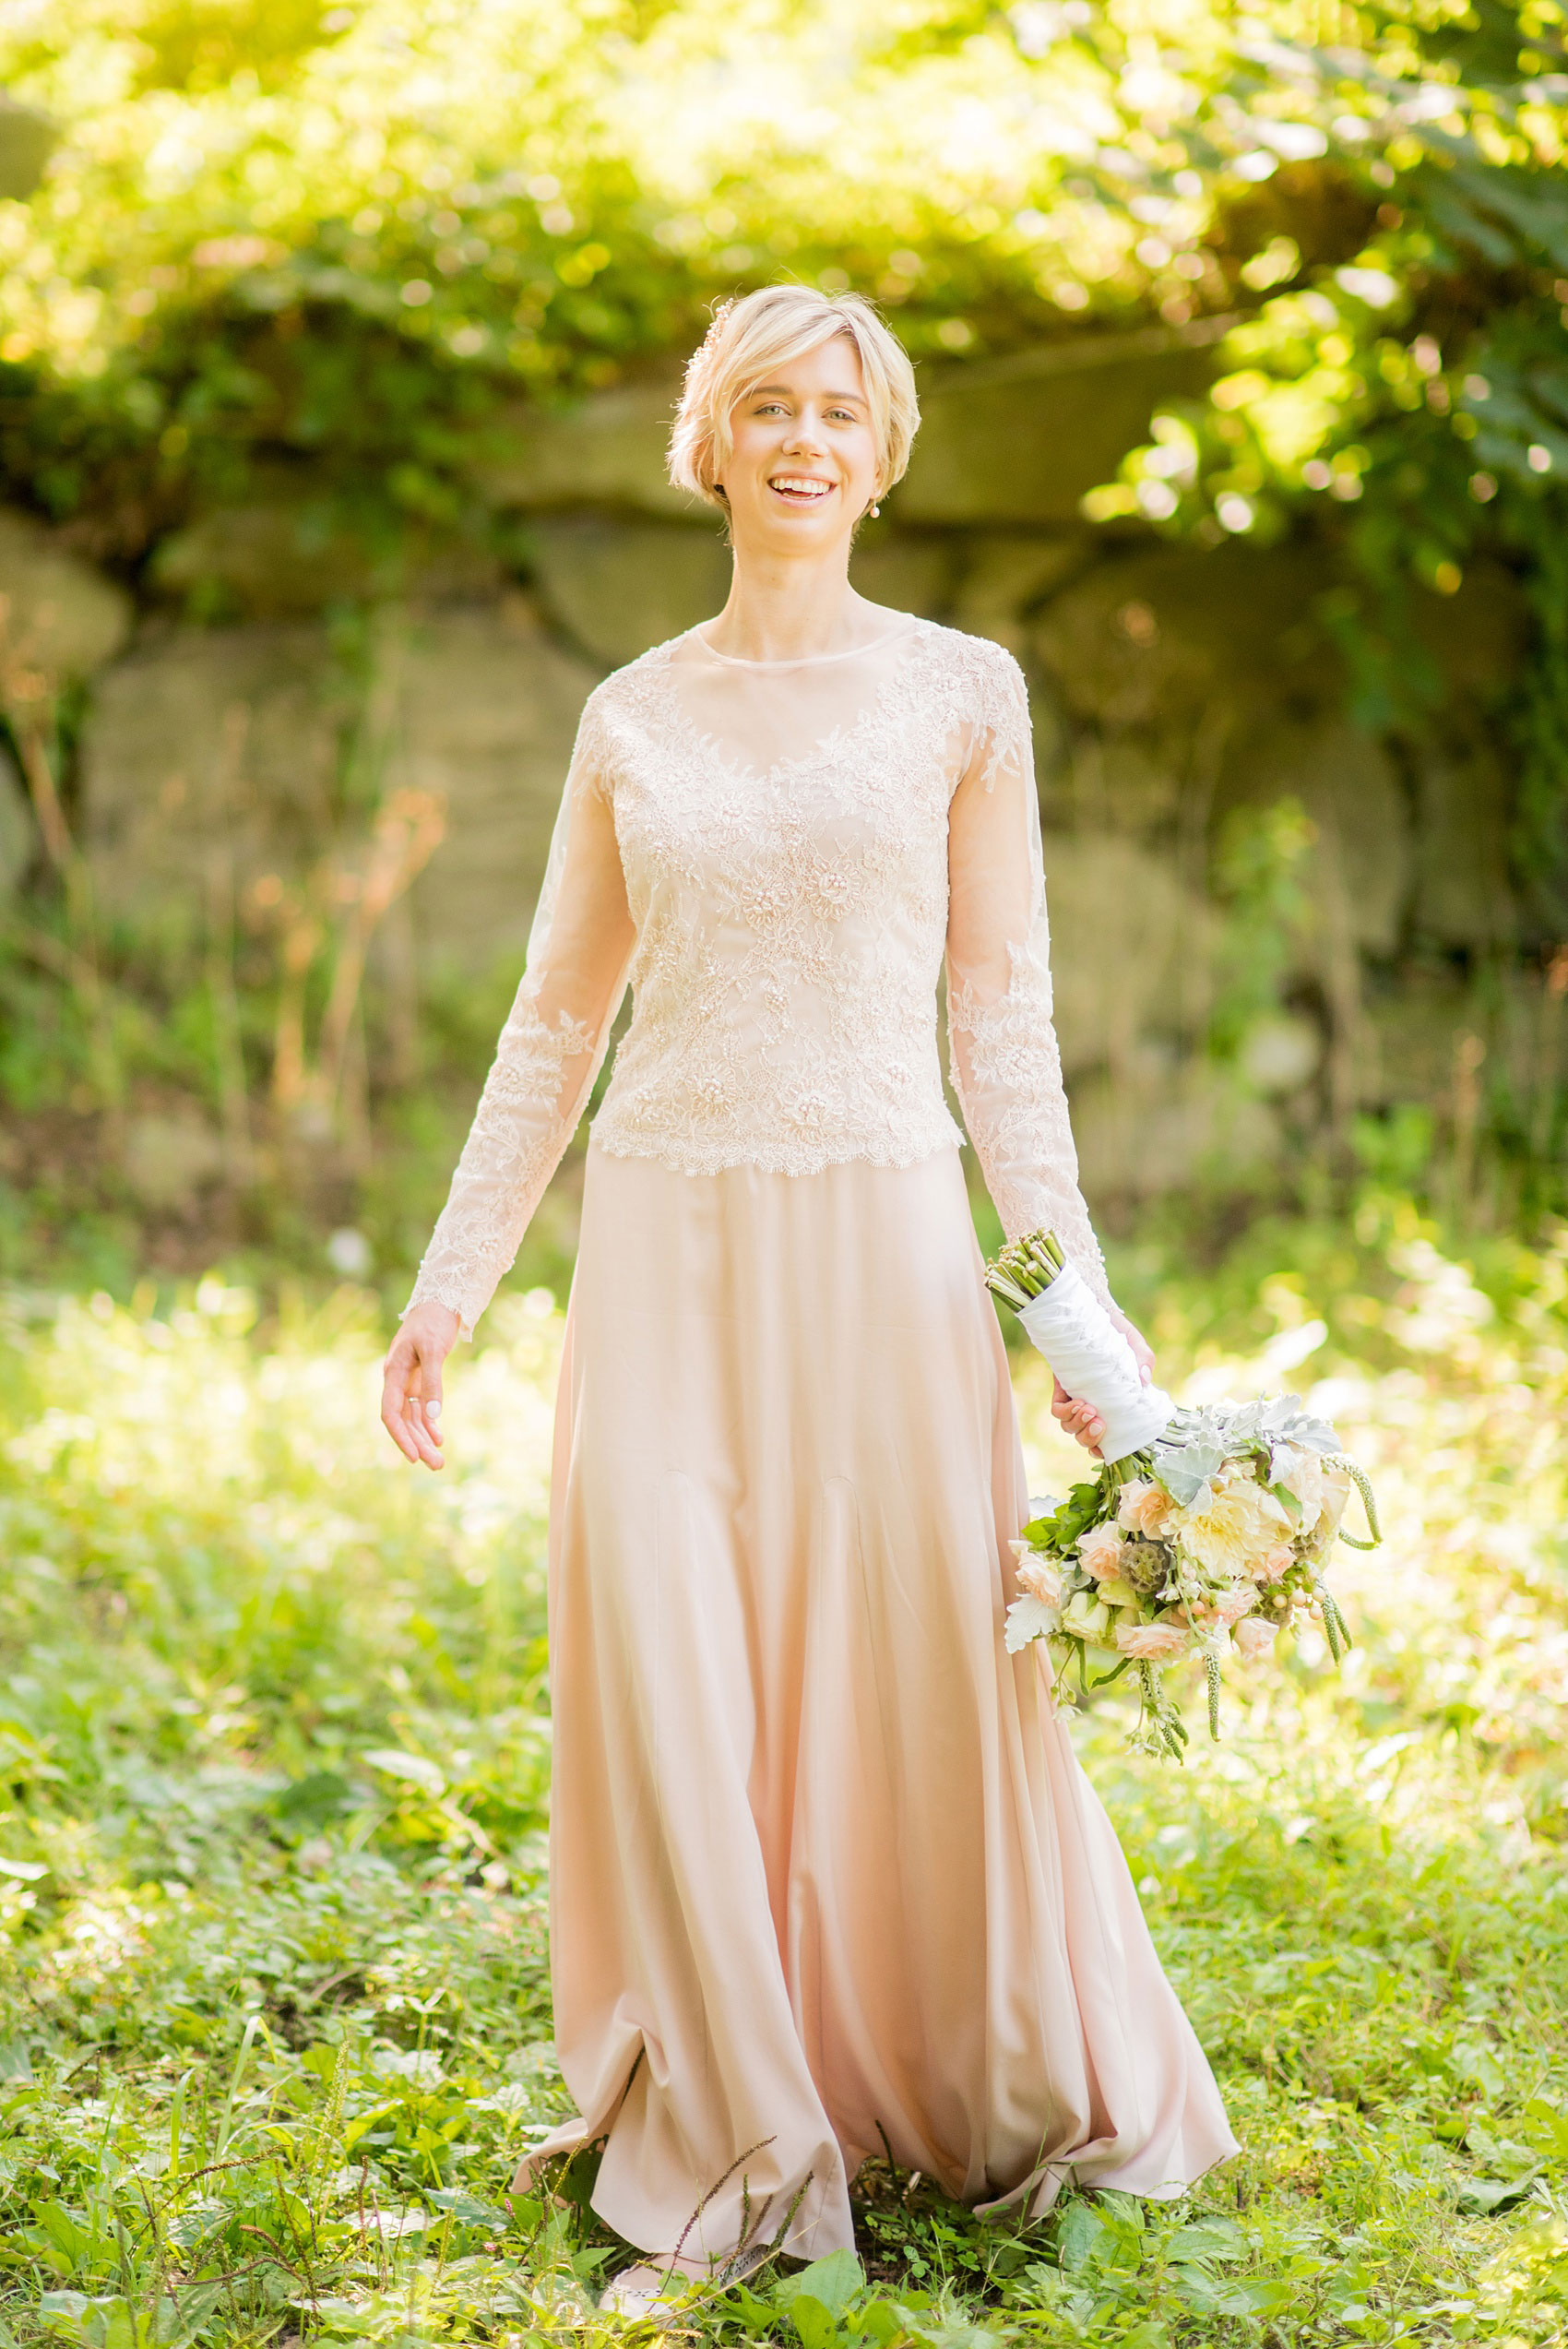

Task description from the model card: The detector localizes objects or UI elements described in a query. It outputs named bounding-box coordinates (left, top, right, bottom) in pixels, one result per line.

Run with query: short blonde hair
left=669, top=284, right=920, bottom=510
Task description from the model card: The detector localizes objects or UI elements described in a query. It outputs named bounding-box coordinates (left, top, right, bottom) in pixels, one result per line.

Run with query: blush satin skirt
left=515, top=1139, right=1238, bottom=2262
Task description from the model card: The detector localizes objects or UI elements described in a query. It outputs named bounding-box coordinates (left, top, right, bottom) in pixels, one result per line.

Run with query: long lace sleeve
left=406, top=697, right=634, bottom=1338
left=944, top=648, right=1114, bottom=1312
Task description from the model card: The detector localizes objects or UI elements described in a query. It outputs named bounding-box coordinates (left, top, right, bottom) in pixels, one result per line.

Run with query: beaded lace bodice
left=408, top=614, right=1112, bottom=1336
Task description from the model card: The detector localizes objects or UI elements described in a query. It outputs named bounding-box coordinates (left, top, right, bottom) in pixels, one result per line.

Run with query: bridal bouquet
left=987, top=1230, right=1380, bottom=1761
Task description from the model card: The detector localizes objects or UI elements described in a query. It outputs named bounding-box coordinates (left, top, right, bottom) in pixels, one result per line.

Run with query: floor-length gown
left=407, top=613, right=1239, bottom=2265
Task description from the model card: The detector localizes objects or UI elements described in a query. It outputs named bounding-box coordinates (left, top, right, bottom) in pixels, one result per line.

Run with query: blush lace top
left=407, top=614, right=1112, bottom=1337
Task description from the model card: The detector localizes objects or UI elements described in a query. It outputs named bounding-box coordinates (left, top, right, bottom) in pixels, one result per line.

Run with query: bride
left=381, top=283, right=1237, bottom=2310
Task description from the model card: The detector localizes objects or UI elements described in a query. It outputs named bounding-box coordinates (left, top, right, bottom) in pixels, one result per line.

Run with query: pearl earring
left=868, top=500, right=881, bottom=518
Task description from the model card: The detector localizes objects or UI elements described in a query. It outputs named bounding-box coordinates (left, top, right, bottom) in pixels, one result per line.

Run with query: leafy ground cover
left=0, top=1203, right=1564, bottom=2346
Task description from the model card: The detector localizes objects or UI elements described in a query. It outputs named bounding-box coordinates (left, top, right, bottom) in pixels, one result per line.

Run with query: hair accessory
left=699, top=302, right=734, bottom=355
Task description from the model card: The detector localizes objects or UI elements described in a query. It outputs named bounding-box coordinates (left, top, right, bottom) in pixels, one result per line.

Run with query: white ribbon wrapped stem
left=1016, top=1262, right=1174, bottom=1464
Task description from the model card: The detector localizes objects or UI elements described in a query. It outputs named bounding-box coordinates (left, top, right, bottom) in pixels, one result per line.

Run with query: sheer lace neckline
left=685, top=615, right=921, bottom=669
left=654, top=613, right=930, bottom=790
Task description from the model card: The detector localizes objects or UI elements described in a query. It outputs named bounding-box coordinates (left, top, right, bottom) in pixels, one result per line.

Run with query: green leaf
left=1522, top=2097, right=1568, bottom=2159
left=1228, top=2277, right=1303, bottom=2316
left=0, top=2040, right=33, bottom=2082
left=1170, top=2264, right=1231, bottom=2312
left=778, top=2249, right=864, bottom=2318
left=1456, top=2172, right=1542, bottom=2214
left=425, top=2187, right=507, bottom=2224
left=789, top=2295, right=843, bottom=2349
left=360, top=1747, right=446, bottom=1795
left=1055, top=2200, right=1106, bottom=2274
left=1165, top=2219, right=1245, bottom=2269
left=33, top=2205, right=101, bottom=2264
left=272, top=1770, right=357, bottom=1827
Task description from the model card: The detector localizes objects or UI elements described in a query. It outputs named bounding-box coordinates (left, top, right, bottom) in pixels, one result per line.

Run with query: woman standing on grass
left=380, top=284, right=1237, bottom=2310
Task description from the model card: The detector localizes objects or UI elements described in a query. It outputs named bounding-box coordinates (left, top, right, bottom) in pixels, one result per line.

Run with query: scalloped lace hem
left=588, top=1118, right=966, bottom=1181
left=401, top=1273, right=486, bottom=1341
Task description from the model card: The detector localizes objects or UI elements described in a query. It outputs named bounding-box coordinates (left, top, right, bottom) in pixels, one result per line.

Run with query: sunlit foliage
left=0, top=1213, right=1564, bottom=2341
left=3, top=3, right=1565, bottom=914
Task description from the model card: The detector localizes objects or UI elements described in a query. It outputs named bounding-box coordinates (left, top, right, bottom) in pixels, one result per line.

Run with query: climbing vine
left=0, top=0, right=1564, bottom=911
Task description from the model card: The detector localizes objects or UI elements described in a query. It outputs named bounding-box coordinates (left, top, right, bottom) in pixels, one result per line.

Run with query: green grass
left=0, top=1206, right=1564, bottom=2347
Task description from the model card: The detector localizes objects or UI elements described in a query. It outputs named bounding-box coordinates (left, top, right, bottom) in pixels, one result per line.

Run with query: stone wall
left=3, top=324, right=1531, bottom=1206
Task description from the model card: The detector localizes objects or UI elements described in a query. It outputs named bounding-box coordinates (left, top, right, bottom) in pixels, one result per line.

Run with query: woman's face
left=720, top=335, right=880, bottom=554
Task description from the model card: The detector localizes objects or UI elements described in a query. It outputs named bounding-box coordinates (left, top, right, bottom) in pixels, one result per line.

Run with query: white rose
left=1062, top=1592, right=1112, bottom=1643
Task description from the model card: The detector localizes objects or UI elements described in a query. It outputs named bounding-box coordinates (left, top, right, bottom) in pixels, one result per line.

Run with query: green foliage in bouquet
left=1007, top=1397, right=1380, bottom=1765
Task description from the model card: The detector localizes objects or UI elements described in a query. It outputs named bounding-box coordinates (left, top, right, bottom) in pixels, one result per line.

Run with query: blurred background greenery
left=1, top=5, right=1567, bottom=2344
left=0, top=0, right=1564, bottom=1307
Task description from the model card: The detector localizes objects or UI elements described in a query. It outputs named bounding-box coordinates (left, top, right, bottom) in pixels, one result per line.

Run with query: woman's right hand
left=381, top=1301, right=461, bottom=1469
left=1051, top=1377, right=1105, bottom=1458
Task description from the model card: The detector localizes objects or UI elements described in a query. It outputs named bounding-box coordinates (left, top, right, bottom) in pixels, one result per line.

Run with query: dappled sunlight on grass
left=0, top=1213, right=1564, bottom=2343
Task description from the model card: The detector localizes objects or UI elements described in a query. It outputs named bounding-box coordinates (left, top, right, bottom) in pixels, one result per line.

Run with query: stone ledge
left=81, top=599, right=600, bottom=973
left=529, top=516, right=731, bottom=667
left=478, top=379, right=702, bottom=519
left=898, top=323, right=1229, bottom=527
left=0, top=508, right=132, bottom=680
left=476, top=327, right=1231, bottom=531
left=151, top=500, right=505, bottom=619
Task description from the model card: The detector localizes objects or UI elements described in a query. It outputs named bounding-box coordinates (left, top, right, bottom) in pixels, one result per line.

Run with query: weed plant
left=0, top=1203, right=1564, bottom=2345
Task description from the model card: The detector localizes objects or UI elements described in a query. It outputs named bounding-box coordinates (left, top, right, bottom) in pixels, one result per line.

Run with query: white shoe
left=709, top=2237, right=778, bottom=2291
left=599, top=2238, right=776, bottom=2319
left=599, top=2262, right=690, bottom=2319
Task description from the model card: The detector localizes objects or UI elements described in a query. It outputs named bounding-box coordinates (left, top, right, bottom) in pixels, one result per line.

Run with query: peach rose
left=1255, top=1543, right=1296, bottom=1583
left=1076, top=1520, right=1126, bottom=1581
left=1117, top=1479, right=1172, bottom=1538
left=1232, top=1615, right=1277, bottom=1659
left=1114, top=1619, right=1194, bottom=1661
left=1015, top=1553, right=1064, bottom=1608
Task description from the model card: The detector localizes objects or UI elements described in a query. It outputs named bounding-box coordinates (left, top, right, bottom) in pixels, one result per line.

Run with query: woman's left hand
left=1109, top=1303, right=1156, bottom=1386
left=1050, top=1304, right=1157, bottom=1457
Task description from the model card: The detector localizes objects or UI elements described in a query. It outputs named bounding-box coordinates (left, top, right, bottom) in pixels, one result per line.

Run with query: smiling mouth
left=768, top=475, right=836, bottom=504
